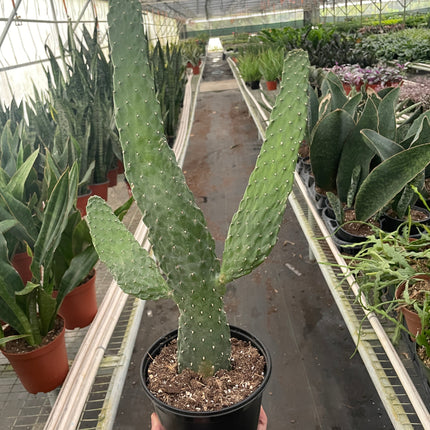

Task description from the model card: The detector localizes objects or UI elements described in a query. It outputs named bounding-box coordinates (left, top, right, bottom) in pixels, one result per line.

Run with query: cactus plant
left=86, top=0, right=309, bottom=378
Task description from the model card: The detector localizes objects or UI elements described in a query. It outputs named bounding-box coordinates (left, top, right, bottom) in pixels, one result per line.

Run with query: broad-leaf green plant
left=309, top=72, right=428, bottom=223
left=0, top=164, right=81, bottom=346
left=355, top=113, right=430, bottom=221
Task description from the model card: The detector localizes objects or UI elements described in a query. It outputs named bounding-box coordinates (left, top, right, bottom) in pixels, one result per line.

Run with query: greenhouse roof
left=138, top=0, right=316, bottom=21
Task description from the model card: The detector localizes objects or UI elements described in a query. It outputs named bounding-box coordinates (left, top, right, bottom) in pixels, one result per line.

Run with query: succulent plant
left=86, top=0, right=309, bottom=377
left=309, top=72, right=426, bottom=213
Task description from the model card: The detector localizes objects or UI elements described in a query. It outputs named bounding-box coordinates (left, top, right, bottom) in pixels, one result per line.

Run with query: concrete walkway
left=114, top=52, right=392, bottom=429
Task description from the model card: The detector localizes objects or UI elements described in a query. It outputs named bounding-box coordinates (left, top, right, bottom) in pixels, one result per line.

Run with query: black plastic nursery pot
left=140, top=326, right=272, bottom=430
left=380, top=206, right=430, bottom=235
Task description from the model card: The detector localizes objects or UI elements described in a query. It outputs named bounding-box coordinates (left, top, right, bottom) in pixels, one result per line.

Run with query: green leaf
left=377, top=87, right=400, bottom=142
left=0, top=234, right=32, bottom=340
left=15, top=281, right=39, bottom=296
left=361, top=129, right=404, bottom=160
left=310, top=109, right=355, bottom=192
left=0, top=219, right=18, bottom=235
left=355, top=143, right=430, bottom=221
left=55, top=246, right=98, bottom=305
left=410, top=117, right=430, bottom=148
left=0, top=188, right=39, bottom=246
left=31, top=163, right=78, bottom=282
left=0, top=334, right=30, bottom=346
left=38, top=288, right=57, bottom=336
left=342, top=92, right=362, bottom=118
left=337, top=98, right=379, bottom=203
left=6, top=149, right=39, bottom=200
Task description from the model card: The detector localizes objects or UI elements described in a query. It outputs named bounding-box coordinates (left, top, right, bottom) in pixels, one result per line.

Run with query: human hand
left=150, top=406, right=268, bottom=430
left=258, top=406, right=268, bottom=430
left=150, top=412, right=165, bottom=430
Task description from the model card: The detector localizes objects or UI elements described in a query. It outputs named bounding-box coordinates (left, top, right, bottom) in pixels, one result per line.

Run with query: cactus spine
left=86, top=0, right=309, bottom=377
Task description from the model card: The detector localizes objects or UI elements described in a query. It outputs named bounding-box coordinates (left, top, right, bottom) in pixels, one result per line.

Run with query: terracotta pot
left=11, top=252, right=32, bottom=284
left=395, top=274, right=430, bottom=339
left=117, top=159, right=125, bottom=174
left=125, top=179, right=133, bottom=198
left=266, top=80, right=277, bottom=91
left=77, top=191, right=92, bottom=217
left=58, top=271, right=98, bottom=330
left=88, top=181, right=109, bottom=201
left=192, top=65, right=200, bottom=75
left=1, top=316, right=69, bottom=394
left=342, top=83, right=352, bottom=95
left=107, top=167, right=119, bottom=187
left=342, top=83, right=362, bottom=95
left=367, top=83, right=382, bottom=92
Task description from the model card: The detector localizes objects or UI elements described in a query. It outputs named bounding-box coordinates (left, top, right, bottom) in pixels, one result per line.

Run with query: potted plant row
left=181, top=39, right=205, bottom=75
left=299, top=70, right=430, bottom=253
left=151, top=40, right=186, bottom=147
left=237, top=51, right=262, bottom=89
left=86, top=1, right=310, bottom=428
left=327, top=63, right=406, bottom=94
left=258, top=47, right=284, bottom=90
left=43, top=23, right=121, bottom=215
left=0, top=136, right=134, bottom=393
left=0, top=159, right=97, bottom=393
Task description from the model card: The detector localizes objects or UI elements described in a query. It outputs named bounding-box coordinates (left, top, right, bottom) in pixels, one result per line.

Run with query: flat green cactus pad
left=108, top=0, right=219, bottom=295
left=219, top=49, right=310, bottom=285
left=86, top=196, right=170, bottom=300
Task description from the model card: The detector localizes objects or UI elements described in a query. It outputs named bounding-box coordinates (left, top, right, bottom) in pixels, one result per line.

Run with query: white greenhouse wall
left=0, top=1, right=180, bottom=108
left=0, top=0, right=109, bottom=106
left=143, top=12, right=180, bottom=46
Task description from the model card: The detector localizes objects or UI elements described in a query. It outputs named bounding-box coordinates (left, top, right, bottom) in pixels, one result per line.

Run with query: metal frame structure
left=1, top=1, right=430, bottom=428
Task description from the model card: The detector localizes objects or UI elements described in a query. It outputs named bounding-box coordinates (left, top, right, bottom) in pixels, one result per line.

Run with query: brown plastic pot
left=1, top=316, right=69, bottom=394
left=266, top=80, right=277, bottom=91
left=11, top=252, right=32, bottom=284
left=117, top=159, right=125, bottom=174
left=77, top=191, right=92, bottom=217
left=395, top=274, right=430, bottom=339
left=107, top=167, right=119, bottom=187
left=89, top=181, right=109, bottom=201
left=58, top=271, right=98, bottom=330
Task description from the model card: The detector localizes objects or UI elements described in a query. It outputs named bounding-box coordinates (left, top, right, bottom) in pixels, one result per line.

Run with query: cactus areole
left=86, top=0, right=310, bottom=378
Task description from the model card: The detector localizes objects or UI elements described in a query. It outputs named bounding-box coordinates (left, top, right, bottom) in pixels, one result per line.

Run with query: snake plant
left=151, top=40, right=186, bottom=146
left=0, top=163, right=85, bottom=346
left=355, top=113, right=430, bottom=221
left=86, top=0, right=309, bottom=377
left=309, top=71, right=430, bottom=223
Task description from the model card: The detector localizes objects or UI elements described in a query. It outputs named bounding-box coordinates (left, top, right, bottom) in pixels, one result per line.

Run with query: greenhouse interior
left=1, top=0, right=430, bottom=429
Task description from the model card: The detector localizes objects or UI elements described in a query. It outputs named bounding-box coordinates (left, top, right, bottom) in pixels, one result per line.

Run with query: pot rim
left=140, top=325, right=272, bottom=418
left=1, top=315, right=66, bottom=359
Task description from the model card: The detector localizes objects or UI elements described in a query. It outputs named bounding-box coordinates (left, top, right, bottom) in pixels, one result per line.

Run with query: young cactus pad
left=86, top=0, right=310, bottom=377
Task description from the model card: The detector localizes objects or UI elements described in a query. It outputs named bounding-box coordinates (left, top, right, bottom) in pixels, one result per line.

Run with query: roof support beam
left=205, top=0, right=210, bottom=20
left=0, top=0, right=23, bottom=51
